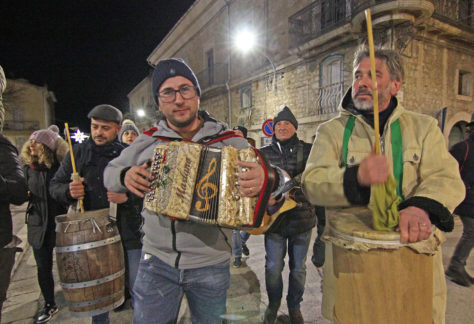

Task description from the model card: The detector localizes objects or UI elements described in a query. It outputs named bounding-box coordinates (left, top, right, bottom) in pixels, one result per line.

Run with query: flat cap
left=87, top=104, right=123, bottom=124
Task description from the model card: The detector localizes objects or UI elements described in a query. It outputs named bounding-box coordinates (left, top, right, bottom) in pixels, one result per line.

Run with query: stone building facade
left=2, top=78, right=56, bottom=149
left=132, top=0, right=474, bottom=147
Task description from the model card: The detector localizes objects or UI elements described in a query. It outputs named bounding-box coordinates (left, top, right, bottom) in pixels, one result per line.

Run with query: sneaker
left=289, top=308, right=304, bottom=324
left=35, top=304, right=58, bottom=324
left=445, top=265, right=471, bottom=287
left=232, top=257, right=242, bottom=268
left=242, top=244, right=250, bottom=256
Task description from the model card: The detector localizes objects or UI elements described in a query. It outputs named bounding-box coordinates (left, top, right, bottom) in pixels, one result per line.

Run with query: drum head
left=327, top=207, right=400, bottom=242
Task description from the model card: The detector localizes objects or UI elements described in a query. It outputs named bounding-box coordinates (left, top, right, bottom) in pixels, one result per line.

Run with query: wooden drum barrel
left=324, top=207, right=435, bottom=324
left=55, top=208, right=125, bottom=317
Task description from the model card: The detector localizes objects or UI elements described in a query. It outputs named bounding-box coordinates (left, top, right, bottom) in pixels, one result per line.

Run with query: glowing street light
left=234, top=29, right=256, bottom=54
left=233, top=28, right=276, bottom=91
left=137, top=109, right=145, bottom=117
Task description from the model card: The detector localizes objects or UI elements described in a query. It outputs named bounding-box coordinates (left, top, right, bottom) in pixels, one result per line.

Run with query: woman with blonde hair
left=21, top=125, right=68, bottom=324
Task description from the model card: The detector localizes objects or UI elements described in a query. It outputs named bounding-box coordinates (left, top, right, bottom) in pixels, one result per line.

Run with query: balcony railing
left=317, top=82, right=344, bottom=115
left=289, top=0, right=351, bottom=49
left=430, top=0, right=473, bottom=28
left=290, top=0, right=473, bottom=49
left=3, top=120, right=40, bottom=131
left=196, top=63, right=228, bottom=91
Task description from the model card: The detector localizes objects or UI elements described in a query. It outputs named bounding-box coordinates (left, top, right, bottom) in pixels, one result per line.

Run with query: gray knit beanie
left=119, top=119, right=140, bottom=143
left=273, top=106, right=298, bottom=130
left=152, top=58, right=201, bottom=104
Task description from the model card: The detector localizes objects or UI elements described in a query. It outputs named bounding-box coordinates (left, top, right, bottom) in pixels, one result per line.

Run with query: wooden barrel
left=324, top=207, right=434, bottom=324
left=55, top=208, right=125, bottom=317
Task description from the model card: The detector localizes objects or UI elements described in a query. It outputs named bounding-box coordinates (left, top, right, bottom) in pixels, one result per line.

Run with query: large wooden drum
left=55, top=208, right=125, bottom=317
left=324, top=207, right=435, bottom=324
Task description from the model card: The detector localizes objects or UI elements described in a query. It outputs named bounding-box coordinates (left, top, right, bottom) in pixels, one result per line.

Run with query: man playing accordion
left=104, top=58, right=285, bottom=324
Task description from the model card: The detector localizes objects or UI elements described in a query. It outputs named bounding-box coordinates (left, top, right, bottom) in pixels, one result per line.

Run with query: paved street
left=2, top=203, right=473, bottom=323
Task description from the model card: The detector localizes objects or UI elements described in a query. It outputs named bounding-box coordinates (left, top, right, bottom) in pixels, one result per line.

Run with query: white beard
left=352, top=84, right=392, bottom=111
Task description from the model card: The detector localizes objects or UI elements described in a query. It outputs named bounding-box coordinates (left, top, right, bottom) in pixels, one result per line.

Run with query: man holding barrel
left=50, top=105, right=128, bottom=324
left=302, top=46, right=465, bottom=324
left=104, top=58, right=285, bottom=324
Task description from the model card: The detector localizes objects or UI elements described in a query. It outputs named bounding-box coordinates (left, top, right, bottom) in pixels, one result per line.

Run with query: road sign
left=262, top=119, right=273, bottom=137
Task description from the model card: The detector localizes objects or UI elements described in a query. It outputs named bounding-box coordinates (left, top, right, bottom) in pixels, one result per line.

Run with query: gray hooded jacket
left=105, top=111, right=283, bottom=269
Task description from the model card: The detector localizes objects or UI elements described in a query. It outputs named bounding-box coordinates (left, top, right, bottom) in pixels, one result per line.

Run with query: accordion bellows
left=144, top=141, right=274, bottom=228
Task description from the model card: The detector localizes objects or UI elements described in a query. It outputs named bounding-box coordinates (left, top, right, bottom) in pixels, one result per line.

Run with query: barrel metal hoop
left=60, top=268, right=125, bottom=289
left=331, top=227, right=405, bottom=246
left=67, top=296, right=125, bottom=318
left=56, top=235, right=121, bottom=253
left=66, top=290, right=124, bottom=308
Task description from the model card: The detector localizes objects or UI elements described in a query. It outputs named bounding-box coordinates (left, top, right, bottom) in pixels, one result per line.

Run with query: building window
left=318, top=55, right=344, bottom=114
left=206, top=49, right=214, bottom=86
left=241, top=85, right=252, bottom=108
left=458, top=70, right=471, bottom=97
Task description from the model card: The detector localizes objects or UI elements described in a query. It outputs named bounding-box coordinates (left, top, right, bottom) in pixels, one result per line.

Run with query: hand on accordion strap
left=237, top=160, right=265, bottom=198
left=124, top=160, right=153, bottom=198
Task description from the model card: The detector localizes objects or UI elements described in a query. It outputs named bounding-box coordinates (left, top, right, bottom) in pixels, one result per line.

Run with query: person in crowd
left=0, top=65, right=6, bottom=131
left=446, top=119, right=474, bottom=287
left=49, top=104, right=128, bottom=324
left=301, top=46, right=465, bottom=324
left=231, top=125, right=252, bottom=268
left=260, top=106, right=316, bottom=324
left=0, top=132, right=28, bottom=322
left=21, top=125, right=68, bottom=323
left=104, top=58, right=285, bottom=324
left=119, top=119, right=140, bottom=145
left=311, top=206, right=326, bottom=269
left=114, top=118, right=143, bottom=311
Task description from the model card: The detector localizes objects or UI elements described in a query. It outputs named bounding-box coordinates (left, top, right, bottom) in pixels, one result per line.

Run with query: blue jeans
left=264, top=230, right=312, bottom=310
left=232, top=230, right=250, bottom=259
left=126, top=248, right=142, bottom=305
left=133, top=253, right=230, bottom=323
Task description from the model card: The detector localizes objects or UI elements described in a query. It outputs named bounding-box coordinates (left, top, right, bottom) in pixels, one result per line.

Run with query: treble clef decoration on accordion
left=144, top=141, right=275, bottom=229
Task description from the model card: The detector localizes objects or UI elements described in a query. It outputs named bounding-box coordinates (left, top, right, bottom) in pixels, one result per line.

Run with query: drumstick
left=64, top=123, right=85, bottom=214
left=364, top=9, right=381, bottom=155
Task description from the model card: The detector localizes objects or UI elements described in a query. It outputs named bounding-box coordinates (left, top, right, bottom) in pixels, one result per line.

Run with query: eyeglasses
left=158, top=85, right=197, bottom=103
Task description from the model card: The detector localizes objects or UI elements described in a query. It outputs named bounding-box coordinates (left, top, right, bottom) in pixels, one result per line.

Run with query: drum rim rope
left=330, top=227, right=405, bottom=246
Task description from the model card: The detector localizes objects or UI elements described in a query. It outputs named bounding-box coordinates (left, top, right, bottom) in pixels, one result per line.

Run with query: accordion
left=144, top=141, right=275, bottom=229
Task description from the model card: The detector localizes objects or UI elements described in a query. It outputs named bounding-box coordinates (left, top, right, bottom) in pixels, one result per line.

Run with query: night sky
left=0, top=1, right=195, bottom=131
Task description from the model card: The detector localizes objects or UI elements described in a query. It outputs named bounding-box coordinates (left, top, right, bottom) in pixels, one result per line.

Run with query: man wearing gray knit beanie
left=104, top=58, right=287, bottom=324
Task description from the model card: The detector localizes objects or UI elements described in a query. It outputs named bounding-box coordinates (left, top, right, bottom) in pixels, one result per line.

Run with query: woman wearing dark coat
left=21, top=125, right=68, bottom=324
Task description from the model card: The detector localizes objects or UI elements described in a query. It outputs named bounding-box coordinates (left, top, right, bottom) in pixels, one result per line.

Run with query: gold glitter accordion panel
left=144, top=141, right=274, bottom=229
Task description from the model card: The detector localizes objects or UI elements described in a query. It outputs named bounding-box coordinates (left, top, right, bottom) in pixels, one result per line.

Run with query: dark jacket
left=24, top=163, right=67, bottom=249
left=450, top=133, right=474, bottom=217
left=0, top=134, right=28, bottom=248
left=50, top=138, right=125, bottom=210
left=260, top=134, right=316, bottom=236
left=49, top=137, right=142, bottom=249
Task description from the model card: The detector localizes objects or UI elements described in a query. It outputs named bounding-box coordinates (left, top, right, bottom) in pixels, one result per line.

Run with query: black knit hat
left=87, top=104, right=123, bottom=124
left=232, top=126, right=248, bottom=138
left=152, top=58, right=201, bottom=104
left=273, top=106, right=298, bottom=130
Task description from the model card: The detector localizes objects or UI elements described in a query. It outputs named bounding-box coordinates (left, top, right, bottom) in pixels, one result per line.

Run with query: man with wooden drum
left=50, top=105, right=130, bottom=324
left=302, top=46, right=465, bottom=324
left=104, top=58, right=285, bottom=324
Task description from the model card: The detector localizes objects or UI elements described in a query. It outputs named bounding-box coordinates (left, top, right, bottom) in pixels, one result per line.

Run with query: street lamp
left=233, top=28, right=277, bottom=91
left=137, top=109, right=145, bottom=118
